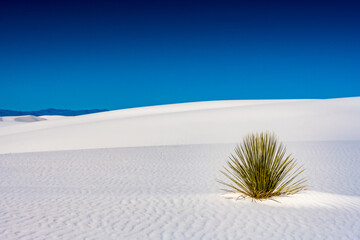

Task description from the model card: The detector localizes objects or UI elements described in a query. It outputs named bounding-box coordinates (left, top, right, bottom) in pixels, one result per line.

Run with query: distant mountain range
left=0, top=108, right=109, bottom=117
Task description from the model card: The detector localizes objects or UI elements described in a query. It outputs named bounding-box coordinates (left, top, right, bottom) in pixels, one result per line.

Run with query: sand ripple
left=1, top=142, right=360, bottom=239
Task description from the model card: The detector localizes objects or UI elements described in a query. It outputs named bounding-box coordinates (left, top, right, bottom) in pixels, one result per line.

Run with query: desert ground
left=1, top=97, right=360, bottom=239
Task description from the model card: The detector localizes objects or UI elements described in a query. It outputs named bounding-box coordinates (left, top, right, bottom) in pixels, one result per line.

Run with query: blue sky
left=1, top=0, right=359, bottom=110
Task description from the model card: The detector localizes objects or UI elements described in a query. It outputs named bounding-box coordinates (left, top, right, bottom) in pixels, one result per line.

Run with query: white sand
left=0, top=97, right=360, bottom=239
left=0, top=115, right=66, bottom=128
left=1, top=97, right=360, bottom=153
left=0, top=116, right=45, bottom=128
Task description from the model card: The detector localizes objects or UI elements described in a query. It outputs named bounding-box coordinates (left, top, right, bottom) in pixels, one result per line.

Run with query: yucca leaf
left=219, top=132, right=307, bottom=200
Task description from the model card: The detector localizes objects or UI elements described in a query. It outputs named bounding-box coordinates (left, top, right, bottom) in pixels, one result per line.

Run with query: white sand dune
left=1, top=97, right=360, bottom=239
left=1, top=97, right=360, bottom=154
left=0, top=115, right=47, bottom=128
left=0, top=115, right=67, bottom=128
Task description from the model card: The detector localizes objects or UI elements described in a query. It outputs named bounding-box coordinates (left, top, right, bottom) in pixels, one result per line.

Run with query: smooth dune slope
left=1, top=97, right=360, bottom=153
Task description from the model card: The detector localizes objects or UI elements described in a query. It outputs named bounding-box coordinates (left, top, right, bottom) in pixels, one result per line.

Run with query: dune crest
left=1, top=97, right=360, bottom=154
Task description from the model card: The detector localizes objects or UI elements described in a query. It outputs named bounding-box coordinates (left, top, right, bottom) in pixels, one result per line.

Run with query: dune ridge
left=1, top=97, right=360, bottom=154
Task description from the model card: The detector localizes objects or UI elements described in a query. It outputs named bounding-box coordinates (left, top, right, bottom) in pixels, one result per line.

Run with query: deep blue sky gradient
left=1, top=0, right=359, bottom=110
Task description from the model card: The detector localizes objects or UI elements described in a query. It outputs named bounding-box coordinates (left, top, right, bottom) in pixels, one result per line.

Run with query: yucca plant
left=218, top=132, right=306, bottom=200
